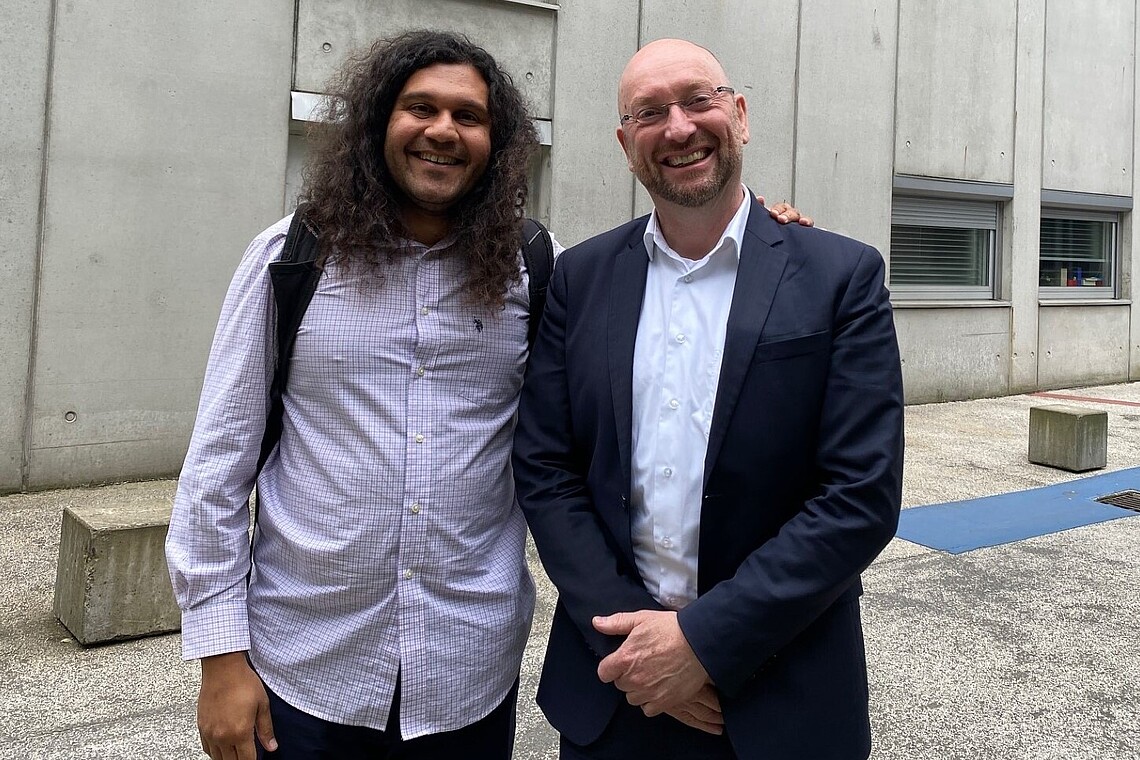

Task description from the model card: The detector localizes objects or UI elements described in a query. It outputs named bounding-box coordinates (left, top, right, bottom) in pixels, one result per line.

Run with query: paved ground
left=2, top=382, right=1139, bottom=759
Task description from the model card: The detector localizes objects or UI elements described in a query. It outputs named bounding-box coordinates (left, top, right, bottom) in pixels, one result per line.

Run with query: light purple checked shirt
left=166, top=214, right=553, bottom=738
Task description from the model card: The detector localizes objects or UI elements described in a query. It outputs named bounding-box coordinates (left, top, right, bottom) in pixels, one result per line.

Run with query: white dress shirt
left=630, top=187, right=750, bottom=610
left=166, top=214, right=556, bottom=738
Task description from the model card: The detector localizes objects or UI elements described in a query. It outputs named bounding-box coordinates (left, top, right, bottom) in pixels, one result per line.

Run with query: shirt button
left=663, top=467, right=673, bottom=478
left=683, top=275, right=693, bottom=283
left=661, top=536, right=673, bottom=548
left=416, top=366, right=426, bottom=377
left=420, top=306, right=430, bottom=316
left=675, top=333, right=686, bottom=343
left=411, top=502, right=421, bottom=514
left=668, top=399, right=679, bottom=410
left=403, top=569, right=414, bottom=580
left=414, top=433, right=425, bottom=444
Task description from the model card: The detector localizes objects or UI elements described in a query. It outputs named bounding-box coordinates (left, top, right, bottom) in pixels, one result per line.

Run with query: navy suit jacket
left=513, top=195, right=904, bottom=759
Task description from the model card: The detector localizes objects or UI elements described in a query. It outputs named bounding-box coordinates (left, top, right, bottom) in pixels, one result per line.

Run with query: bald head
left=618, top=39, right=729, bottom=116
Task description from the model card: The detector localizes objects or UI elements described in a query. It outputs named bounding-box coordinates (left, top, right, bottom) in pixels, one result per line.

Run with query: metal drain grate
left=1094, top=490, right=1140, bottom=513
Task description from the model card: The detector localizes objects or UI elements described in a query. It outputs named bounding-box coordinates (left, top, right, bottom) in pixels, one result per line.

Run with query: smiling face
left=616, top=40, right=749, bottom=210
left=384, top=63, right=492, bottom=235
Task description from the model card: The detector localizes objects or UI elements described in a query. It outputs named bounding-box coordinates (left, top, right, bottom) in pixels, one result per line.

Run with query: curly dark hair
left=300, top=30, right=537, bottom=310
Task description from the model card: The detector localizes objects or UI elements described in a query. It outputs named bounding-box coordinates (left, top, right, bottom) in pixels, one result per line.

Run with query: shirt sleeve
left=165, top=219, right=288, bottom=661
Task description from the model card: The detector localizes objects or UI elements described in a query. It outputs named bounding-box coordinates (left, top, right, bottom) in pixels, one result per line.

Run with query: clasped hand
left=593, top=610, right=724, bottom=735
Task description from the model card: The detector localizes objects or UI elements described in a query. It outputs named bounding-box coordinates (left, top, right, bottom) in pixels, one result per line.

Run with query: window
left=1038, top=190, right=1130, bottom=299
left=1038, top=213, right=1116, bottom=293
left=889, top=195, right=1000, bottom=299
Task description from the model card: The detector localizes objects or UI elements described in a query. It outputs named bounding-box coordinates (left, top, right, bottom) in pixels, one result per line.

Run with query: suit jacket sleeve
left=513, top=256, right=664, bottom=658
left=677, top=244, right=904, bottom=697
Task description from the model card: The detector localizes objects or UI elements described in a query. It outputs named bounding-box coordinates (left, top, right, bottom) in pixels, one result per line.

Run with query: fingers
left=597, top=648, right=626, bottom=684
left=664, top=706, right=725, bottom=735
left=591, top=611, right=640, bottom=635
left=691, top=683, right=722, bottom=712
left=254, top=696, right=279, bottom=754
left=756, top=194, right=766, bottom=206
left=767, top=202, right=814, bottom=227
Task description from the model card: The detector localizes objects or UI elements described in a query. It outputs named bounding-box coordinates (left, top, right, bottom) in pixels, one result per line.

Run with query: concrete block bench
left=53, top=499, right=180, bottom=645
left=1028, top=404, right=1108, bottom=473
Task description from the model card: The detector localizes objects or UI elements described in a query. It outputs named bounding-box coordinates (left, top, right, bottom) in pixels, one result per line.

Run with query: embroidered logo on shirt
left=473, top=318, right=483, bottom=333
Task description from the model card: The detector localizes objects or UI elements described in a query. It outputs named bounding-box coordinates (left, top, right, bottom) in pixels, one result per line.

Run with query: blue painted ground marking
left=896, top=466, right=1140, bottom=554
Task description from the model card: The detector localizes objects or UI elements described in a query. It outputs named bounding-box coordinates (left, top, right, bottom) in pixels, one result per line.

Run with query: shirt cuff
left=180, top=599, right=251, bottom=661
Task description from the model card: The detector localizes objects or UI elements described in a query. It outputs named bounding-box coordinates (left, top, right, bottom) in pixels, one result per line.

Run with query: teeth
left=666, top=149, right=708, bottom=167
left=419, top=153, right=460, bottom=165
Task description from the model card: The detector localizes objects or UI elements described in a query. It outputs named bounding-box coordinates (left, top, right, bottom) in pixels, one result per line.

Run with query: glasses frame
left=619, top=86, right=736, bottom=128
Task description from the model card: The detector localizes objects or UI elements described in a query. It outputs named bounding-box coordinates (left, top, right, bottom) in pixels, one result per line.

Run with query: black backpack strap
left=257, top=203, right=322, bottom=475
left=521, top=217, right=554, bottom=349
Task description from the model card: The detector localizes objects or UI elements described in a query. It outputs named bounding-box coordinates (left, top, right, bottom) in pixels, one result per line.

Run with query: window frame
left=888, top=176, right=1012, bottom=301
left=1038, top=209, right=1119, bottom=299
left=1037, top=190, right=1131, bottom=301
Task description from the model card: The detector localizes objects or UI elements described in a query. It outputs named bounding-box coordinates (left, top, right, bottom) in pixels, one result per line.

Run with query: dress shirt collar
left=643, top=185, right=751, bottom=266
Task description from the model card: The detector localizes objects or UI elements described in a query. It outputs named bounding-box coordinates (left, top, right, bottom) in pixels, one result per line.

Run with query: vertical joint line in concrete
left=22, top=0, right=61, bottom=489
left=629, top=0, right=646, bottom=220
left=291, top=0, right=300, bottom=91
left=789, top=0, right=803, bottom=205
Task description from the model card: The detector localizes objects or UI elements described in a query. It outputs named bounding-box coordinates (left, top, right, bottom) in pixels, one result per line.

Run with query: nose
left=424, top=111, right=459, bottom=142
left=661, top=103, right=698, bottom=143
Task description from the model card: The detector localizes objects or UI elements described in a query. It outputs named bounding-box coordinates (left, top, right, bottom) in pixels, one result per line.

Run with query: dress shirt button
left=403, top=569, right=414, bottom=580
left=661, top=536, right=673, bottom=548
left=411, top=501, right=421, bottom=514
left=663, top=467, right=673, bottom=478
left=683, top=275, right=693, bottom=283
left=416, top=366, right=426, bottom=377
left=668, top=398, right=679, bottom=410
left=414, top=433, right=425, bottom=444
left=666, top=595, right=678, bottom=606
left=675, top=333, right=686, bottom=343
left=420, top=306, right=430, bottom=316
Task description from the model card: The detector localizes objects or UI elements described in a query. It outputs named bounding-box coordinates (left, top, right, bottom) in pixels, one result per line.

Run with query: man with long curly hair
left=167, top=29, right=807, bottom=760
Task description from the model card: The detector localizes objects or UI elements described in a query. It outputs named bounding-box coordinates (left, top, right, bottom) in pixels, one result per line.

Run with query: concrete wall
left=15, top=2, right=293, bottom=490
left=1042, top=0, right=1134, bottom=196
left=2, top=1, right=1138, bottom=488
left=895, top=307, right=1011, bottom=403
left=794, top=0, right=897, bottom=253
left=895, top=1, right=1018, bottom=184
left=0, top=1, right=52, bottom=491
left=1039, top=305, right=1131, bottom=387
left=548, top=0, right=640, bottom=245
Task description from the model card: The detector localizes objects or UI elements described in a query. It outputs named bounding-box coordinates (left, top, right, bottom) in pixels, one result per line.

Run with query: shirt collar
left=643, top=185, right=751, bottom=264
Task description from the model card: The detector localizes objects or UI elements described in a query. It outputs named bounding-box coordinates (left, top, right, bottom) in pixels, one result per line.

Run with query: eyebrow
left=397, top=90, right=489, bottom=113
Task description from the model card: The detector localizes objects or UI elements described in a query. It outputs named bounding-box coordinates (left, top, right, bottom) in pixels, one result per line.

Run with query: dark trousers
left=257, top=678, right=519, bottom=759
left=559, top=699, right=736, bottom=760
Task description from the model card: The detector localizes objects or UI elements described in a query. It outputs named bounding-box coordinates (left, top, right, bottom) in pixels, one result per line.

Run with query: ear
left=735, top=93, right=750, bottom=145
left=616, top=126, right=635, bottom=172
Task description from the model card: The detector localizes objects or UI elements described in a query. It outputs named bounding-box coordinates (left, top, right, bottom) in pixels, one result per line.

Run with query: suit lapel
left=703, top=202, right=789, bottom=486
left=609, top=225, right=650, bottom=493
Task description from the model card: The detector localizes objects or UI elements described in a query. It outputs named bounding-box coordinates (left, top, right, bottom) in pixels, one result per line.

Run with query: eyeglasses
left=619, top=86, right=735, bottom=128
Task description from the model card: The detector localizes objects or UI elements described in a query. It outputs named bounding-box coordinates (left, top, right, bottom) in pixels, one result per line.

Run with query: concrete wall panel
left=638, top=1, right=799, bottom=213
left=1042, top=0, right=1134, bottom=195
left=895, top=308, right=1011, bottom=403
left=1008, top=2, right=1046, bottom=392
left=0, top=1, right=52, bottom=491
left=1038, top=306, right=1130, bottom=389
left=794, top=0, right=897, bottom=254
left=549, top=0, right=640, bottom=246
left=26, top=3, right=293, bottom=489
left=895, top=1, right=1017, bottom=183
left=296, top=0, right=557, bottom=119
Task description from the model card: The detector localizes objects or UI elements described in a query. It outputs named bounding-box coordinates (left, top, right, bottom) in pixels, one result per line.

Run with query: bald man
left=513, top=39, right=904, bottom=759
